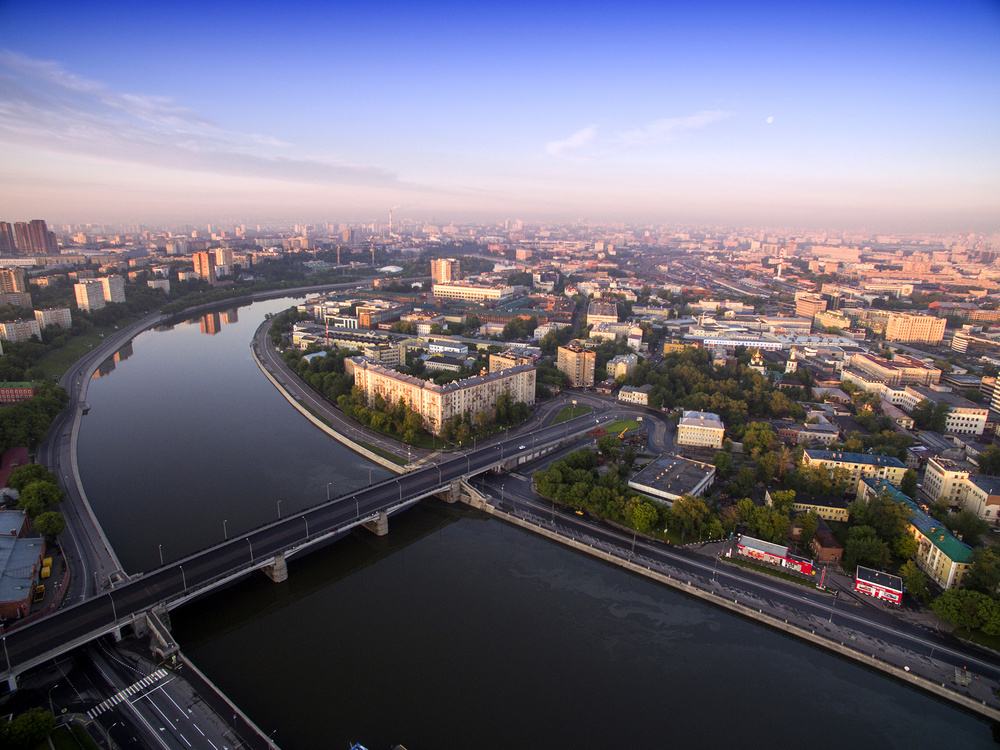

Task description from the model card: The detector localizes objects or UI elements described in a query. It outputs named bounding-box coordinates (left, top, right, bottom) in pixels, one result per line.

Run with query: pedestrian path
left=87, top=668, right=169, bottom=718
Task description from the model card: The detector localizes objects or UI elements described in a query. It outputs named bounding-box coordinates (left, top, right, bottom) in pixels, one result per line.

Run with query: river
left=77, top=299, right=997, bottom=749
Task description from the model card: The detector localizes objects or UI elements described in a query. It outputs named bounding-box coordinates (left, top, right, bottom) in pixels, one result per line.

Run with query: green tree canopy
left=33, top=511, right=65, bottom=539
left=6, top=464, right=58, bottom=491
left=17, top=480, right=64, bottom=519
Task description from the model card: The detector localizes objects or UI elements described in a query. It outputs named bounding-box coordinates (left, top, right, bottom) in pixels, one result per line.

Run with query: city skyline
left=1, top=0, right=998, bottom=231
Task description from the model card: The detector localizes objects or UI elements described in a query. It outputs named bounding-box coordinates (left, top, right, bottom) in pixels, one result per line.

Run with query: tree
left=899, top=560, right=929, bottom=602
left=741, top=422, right=777, bottom=458
left=929, top=403, right=950, bottom=433
left=932, top=589, right=990, bottom=630
left=866, top=492, right=911, bottom=543
left=946, top=510, right=990, bottom=547
left=671, top=494, right=709, bottom=538
left=713, top=451, right=733, bottom=478
left=626, top=498, right=660, bottom=533
left=796, top=510, right=819, bottom=547
left=978, top=445, right=1000, bottom=476
left=33, top=511, right=65, bottom=540
left=843, top=525, right=889, bottom=573
left=6, top=464, right=58, bottom=491
left=17, top=480, right=64, bottom=519
left=597, top=436, right=621, bottom=462
left=964, top=546, right=1000, bottom=594
left=3, top=707, right=55, bottom=749
left=900, top=469, right=918, bottom=498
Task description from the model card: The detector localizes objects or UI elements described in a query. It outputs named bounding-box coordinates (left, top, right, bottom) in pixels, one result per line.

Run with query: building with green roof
left=860, top=478, right=972, bottom=590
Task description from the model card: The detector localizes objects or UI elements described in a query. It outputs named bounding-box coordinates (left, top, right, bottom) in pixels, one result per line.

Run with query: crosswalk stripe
left=87, top=669, right=170, bottom=718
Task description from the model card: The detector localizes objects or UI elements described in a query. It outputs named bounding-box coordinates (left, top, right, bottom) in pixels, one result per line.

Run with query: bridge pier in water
left=262, top=553, right=288, bottom=583
left=362, top=511, right=389, bottom=536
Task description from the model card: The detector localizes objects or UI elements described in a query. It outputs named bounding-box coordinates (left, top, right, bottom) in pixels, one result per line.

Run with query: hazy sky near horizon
left=1, top=0, right=998, bottom=231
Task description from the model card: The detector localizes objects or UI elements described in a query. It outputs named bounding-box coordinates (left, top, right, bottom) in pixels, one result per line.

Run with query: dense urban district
left=0, top=216, right=999, bottom=745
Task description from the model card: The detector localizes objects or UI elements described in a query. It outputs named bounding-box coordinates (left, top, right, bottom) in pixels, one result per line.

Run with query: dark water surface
left=77, top=299, right=997, bottom=749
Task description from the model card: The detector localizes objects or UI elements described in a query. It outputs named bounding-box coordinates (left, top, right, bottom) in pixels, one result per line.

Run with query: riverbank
left=249, top=327, right=407, bottom=475
left=461, top=486, right=1000, bottom=723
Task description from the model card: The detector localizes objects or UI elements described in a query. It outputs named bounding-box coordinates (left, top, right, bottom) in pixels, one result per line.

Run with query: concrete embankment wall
left=249, top=338, right=405, bottom=475
left=468, top=497, right=1000, bottom=723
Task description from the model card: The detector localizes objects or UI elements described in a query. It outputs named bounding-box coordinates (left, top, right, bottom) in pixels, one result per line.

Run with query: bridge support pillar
left=262, top=554, right=288, bottom=583
left=146, top=609, right=179, bottom=662
left=6, top=675, right=16, bottom=692
left=362, top=511, right=389, bottom=537
left=435, top=480, right=463, bottom=504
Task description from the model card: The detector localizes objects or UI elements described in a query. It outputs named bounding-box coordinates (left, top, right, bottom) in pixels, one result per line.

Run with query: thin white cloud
left=0, top=50, right=409, bottom=189
left=546, top=124, right=598, bottom=156
left=614, top=109, right=734, bottom=148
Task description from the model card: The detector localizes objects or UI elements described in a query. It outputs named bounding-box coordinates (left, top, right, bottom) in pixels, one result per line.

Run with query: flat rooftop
left=628, top=454, right=715, bottom=500
left=805, top=450, right=905, bottom=469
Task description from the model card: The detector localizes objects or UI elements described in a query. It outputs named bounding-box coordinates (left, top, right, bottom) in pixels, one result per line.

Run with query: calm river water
left=77, top=299, right=997, bottom=749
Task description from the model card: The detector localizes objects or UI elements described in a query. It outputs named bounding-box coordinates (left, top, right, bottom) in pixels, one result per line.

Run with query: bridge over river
left=0, top=415, right=598, bottom=688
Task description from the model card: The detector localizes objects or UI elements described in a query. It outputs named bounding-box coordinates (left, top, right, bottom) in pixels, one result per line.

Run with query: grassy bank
left=552, top=404, right=593, bottom=424
left=36, top=326, right=119, bottom=381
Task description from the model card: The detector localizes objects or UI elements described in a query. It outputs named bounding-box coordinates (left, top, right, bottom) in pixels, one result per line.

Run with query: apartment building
left=847, top=353, right=941, bottom=387
left=922, top=456, right=973, bottom=504
left=617, top=384, right=652, bottom=406
left=676, top=411, right=725, bottom=449
left=74, top=281, right=105, bottom=312
left=882, top=313, right=946, bottom=344
left=430, top=257, right=461, bottom=284
left=351, top=359, right=535, bottom=436
left=0, top=319, right=41, bottom=343
left=101, top=275, right=125, bottom=304
left=899, top=386, right=988, bottom=436
left=34, top=307, right=72, bottom=330
left=193, top=251, right=217, bottom=283
left=606, top=353, right=638, bottom=379
left=557, top=344, right=596, bottom=388
left=489, top=352, right=534, bottom=373
left=962, top=475, right=1000, bottom=523
left=859, top=479, right=971, bottom=590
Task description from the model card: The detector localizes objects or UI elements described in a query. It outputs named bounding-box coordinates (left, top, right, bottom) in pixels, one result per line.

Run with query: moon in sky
left=766, top=116, right=774, bottom=124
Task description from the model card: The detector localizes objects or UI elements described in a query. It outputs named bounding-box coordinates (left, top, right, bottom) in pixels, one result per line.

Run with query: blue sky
left=1, top=0, right=998, bottom=230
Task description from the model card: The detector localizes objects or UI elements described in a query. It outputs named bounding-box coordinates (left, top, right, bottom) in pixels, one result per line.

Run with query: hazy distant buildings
left=0, top=225, right=16, bottom=255
left=10, top=220, right=56, bottom=254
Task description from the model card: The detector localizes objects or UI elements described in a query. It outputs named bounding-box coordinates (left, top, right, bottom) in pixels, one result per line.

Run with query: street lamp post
left=48, top=683, right=59, bottom=714
left=223, top=519, right=228, bottom=541
left=108, top=594, right=117, bottom=623
left=2, top=636, right=9, bottom=671
left=179, top=565, right=187, bottom=590
left=277, top=500, right=282, bottom=520
left=368, top=468, right=373, bottom=486
left=304, top=517, right=310, bottom=539
left=248, top=539, right=254, bottom=562
left=327, top=483, right=332, bottom=501
left=829, top=590, right=840, bottom=623
left=158, top=544, right=163, bottom=567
